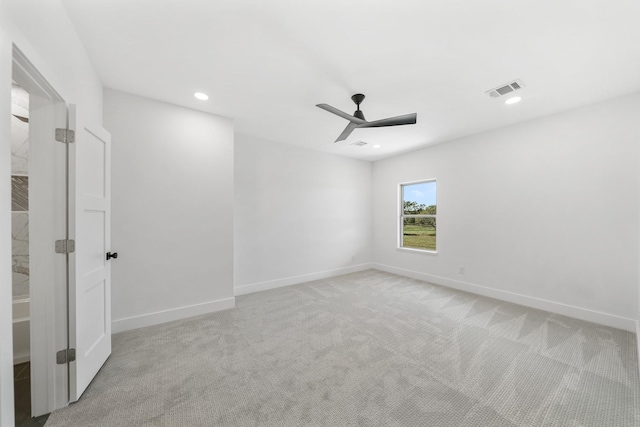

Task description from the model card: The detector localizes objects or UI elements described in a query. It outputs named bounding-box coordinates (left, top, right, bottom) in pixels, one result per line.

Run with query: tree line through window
left=400, top=180, right=436, bottom=251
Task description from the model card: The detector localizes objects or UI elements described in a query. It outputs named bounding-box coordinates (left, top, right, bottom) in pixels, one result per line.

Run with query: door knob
left=106, top=252, right=118, bottom=260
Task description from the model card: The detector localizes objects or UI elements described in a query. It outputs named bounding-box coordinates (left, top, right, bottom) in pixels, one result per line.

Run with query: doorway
left=9, top=81, right=41, bottom=426
left=11, top=46, right=70, bottom=423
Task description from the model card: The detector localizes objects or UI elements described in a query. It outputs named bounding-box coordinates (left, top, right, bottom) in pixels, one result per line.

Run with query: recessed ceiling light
left=373, top=145, right=381, bottom=149
left=505, top=96, right=521, bottom=105
left=194, top=92, right=209, bottom=100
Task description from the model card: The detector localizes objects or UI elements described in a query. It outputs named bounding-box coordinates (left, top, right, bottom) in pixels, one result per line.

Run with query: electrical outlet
left=459, top=266, right=465, bottom=275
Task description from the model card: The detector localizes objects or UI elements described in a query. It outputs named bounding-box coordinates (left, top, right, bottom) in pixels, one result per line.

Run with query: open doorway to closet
left=10, top=81, right=39, bottom=426
left=11, top=47, right=70, bottom=425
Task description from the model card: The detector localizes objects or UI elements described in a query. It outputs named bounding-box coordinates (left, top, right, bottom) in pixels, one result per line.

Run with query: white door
left=68, top=106, right=112, bottom=401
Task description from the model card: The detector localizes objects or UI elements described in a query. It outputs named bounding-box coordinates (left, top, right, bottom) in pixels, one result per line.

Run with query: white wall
left=2, top=1, right=103, bottom=122
left=0, top=1, right=104, bottom=424
left=234, top=134, right=372, bottom=294
left=104, top=89, right=235, bottom=332
left=373, top=93, right=640, bottom=331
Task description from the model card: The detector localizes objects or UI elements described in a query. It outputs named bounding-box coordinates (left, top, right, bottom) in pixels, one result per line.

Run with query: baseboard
left=372, top=263, right=636, bottom=332
left=234, top=263, right=373, bottom=296
left=636, top=319, right=640, bottom=375
left=112, top=297, right=236, bottom=334
left=13, top=354, right=29, bottom=365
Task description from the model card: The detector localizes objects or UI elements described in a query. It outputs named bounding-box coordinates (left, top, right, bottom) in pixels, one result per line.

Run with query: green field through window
left=402, top=221, right=436, bottom=251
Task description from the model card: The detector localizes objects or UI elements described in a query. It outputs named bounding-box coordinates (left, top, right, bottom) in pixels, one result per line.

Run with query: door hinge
left=56, top=348, right=76, bottom=364
left=55, top=128, right=75, bottom=143
left=55, top=239, right=75, bottom=254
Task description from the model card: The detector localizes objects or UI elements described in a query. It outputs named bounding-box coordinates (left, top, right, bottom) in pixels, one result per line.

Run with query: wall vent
left=350, top=141, right=368, bottom=146
left=486, top=79, right=525, bottom=98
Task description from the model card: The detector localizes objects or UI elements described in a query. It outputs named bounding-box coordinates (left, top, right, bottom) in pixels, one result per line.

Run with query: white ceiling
left=60, top=0, right=640, bottom=161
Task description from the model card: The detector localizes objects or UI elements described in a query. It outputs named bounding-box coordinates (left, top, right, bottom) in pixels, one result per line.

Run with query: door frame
left=12, top=45, right=72, bottom=416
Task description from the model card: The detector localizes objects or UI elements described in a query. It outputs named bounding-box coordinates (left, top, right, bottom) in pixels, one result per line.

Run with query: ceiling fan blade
left=12, top=114, right=29, bottom=123
left=316, top=104, right=366, bottom=125
left=334, top=122, right=358, bottom=142
left=357, top=113, right=416, bottom=128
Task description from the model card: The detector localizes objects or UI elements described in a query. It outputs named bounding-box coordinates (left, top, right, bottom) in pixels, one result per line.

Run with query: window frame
left=398, top=178, right=437, bottom=254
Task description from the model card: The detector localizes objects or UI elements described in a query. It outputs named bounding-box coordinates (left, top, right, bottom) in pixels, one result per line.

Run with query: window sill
left=397, top=247, right=438, bottom=255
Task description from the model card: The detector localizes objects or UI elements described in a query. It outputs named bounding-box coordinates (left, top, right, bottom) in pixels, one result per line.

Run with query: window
left=399, top=180, right=436, bottom=252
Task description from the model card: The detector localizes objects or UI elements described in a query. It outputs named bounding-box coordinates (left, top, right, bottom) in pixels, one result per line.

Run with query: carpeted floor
left=44, top=270, right=639, bottom=426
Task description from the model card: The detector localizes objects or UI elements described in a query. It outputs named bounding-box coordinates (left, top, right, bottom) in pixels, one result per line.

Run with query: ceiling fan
left=316, top=94, right=417, bottom=142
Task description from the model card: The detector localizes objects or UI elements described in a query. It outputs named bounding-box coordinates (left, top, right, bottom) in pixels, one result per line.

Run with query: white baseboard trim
left=234, top=263, right=374, bottom=296
left=636, top=319, right=640, bottom=375
left=13, top=354, right=29, bottom=365
left=372, top=263, right=636, bottom=332
left=112, top=297, right=236, bottom=334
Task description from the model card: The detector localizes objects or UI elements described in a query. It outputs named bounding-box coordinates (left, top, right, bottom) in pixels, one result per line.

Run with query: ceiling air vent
left=486, top=79, right=525, bottom=98
left=350, top=141, right=368, bottom=147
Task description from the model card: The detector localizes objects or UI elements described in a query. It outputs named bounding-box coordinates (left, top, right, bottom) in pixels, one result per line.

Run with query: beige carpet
left=45, top=270, right=639, bottom=426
